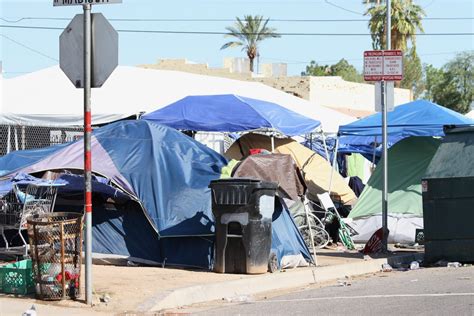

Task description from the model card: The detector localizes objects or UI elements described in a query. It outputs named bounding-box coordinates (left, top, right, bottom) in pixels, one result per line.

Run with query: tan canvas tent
left=225, top=133, right=357, bottom=205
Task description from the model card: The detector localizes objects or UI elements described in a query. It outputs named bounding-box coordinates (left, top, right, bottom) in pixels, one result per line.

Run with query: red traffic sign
left=364, top=50, right=403, bottom=81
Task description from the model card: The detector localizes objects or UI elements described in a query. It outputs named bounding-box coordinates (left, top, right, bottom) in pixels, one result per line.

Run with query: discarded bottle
left=22, top=305, right=36, bottom=316
left=410, top=261, right=420, bottom=270
left=382, top=263, right=393, bottom=272
left=447, top=262, right=462, bottom=268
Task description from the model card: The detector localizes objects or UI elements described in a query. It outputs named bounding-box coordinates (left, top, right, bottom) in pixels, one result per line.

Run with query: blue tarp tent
left=338, top=100, right=474, bottom=153
left=272, top=200, right=313, bottom=267
left=0, top=120, right=226, bottom=267
left=142, top=94, right=321, bottom=136
left=0, top=120, right=311, bottom=269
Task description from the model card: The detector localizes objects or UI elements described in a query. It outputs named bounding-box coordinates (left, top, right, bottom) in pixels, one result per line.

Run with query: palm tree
left=221, top=15, right=280, bottom=73
left=363, top=0, right=383, bottom=5
left=365, top=0, right=425, bottom=51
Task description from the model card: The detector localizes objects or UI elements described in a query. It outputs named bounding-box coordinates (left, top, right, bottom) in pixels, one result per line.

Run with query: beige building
left=139, top=58, right=412, bottom=118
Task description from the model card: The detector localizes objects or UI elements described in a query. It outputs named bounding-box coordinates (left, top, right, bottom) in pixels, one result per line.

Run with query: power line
left=1, top=24, right=473, bottom=36
left=324, top=0, right=364, bottom=16
left=1, top=16, right=473, bottom=23
left=262, top=50, right=470, bottom=65
left=423, top=0, right=436, bottom=9
left=0, top=33, right=58, bottom=62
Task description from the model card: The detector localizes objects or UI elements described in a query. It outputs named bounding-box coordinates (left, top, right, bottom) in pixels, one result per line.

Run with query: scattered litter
left=337, top=279, right=352, bottom=287
left=126, top=260, right=139, bottom=267
left=410, top=279, right=418, bottom=282
left=463, top=264, right=472, bottom=267
left=410, top=261, right=420, bottom=270
left=434, top=260, right=448, bottom=267
left=225, top=295, right=253, bottom=303
left=22, top=305, right=36, bottom=316
left=394, top=242, right=423, bottom=249
left=381, top=263, right=393, bottom=272
left=447, top=262, right=462, bottom=268
left=100, top=293, right=111, bottom=303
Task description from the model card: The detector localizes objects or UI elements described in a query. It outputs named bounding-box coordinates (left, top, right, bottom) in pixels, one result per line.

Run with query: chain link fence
left=0, top=124, right=84, bottom=157
left=0, top=124, right=236, bottom=157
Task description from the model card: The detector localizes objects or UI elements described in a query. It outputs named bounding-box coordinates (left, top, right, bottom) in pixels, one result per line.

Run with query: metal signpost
left=55, top=0, right=120, bottom=306
left=384, top=0, right=392, bottom=253
left=363, top=0, right=403, bottom=253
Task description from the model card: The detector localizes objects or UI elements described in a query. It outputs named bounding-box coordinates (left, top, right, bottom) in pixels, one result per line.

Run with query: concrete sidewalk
left=0, top=249, right=423, bottom=315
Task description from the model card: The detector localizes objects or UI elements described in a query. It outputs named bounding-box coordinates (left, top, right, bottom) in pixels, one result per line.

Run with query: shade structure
left=337, top=100, right=474, bottom=156
left=338, top=100, right=474, bottom=138
left=142, top=94, right=321, bottom=136
left=1, top=66, right=353, bottom=132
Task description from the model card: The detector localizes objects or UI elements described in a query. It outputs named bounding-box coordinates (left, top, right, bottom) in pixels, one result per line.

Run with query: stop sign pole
left=55, top=0, right=121, bottom=306
left=83, top=4, right=93, bottom=305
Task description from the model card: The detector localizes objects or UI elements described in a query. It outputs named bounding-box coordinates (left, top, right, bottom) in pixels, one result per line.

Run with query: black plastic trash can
left=209, top=178, right=278, bottom=274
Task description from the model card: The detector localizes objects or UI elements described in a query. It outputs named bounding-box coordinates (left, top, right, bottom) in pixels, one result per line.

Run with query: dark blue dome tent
left=0, top=120, right=311, bottom=269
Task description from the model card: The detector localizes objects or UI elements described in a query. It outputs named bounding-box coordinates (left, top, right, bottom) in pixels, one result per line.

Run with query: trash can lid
left=209, top=178, right=278, bottom=189
left=210, top=178, right=261, bottom=184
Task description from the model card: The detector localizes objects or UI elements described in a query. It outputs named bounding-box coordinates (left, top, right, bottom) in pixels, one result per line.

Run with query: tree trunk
left=249, top=57, right=254, bottom=73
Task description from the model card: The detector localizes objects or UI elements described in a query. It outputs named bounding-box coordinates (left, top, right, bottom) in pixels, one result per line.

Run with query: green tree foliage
left=301, top=59, right=363, bottom=83
left=365, top=0, right=425, bottom=51
left=221, top=15, right=280, bottom=72
left=401, top=47, right=423, bottom=98
left=423, top=52, right=474, bottom=114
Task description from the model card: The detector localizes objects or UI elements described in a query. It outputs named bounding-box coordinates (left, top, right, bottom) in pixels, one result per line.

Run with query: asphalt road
left=194, top=266, right=474, bottom=316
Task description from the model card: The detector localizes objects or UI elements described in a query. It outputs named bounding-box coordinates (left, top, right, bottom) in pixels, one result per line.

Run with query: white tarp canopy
left=1, top=66, right=354, bottom=133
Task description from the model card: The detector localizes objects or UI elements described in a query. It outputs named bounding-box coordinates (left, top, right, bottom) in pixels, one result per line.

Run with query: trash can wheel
left=268, top=252, right=278, bottom=273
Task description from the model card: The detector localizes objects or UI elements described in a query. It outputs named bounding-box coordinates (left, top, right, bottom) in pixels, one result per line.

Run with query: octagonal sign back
left=60, top=13, right=118, bottom=88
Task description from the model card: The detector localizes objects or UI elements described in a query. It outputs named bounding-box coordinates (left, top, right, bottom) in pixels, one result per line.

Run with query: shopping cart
left=0, top=183, right=60, bottom=257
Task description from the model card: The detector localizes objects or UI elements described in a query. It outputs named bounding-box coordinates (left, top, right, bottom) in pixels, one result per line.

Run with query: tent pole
left=321, top=130, right=330, bottom=161
left=7, top=126, right=11, bottom=154
left=328, top=137, right=339, bottom=195
left=304, top=197, right=318, bottom=266
left=14, top=127, right=18, bottom=151
left=372, top=136, right=377, bottom=169
left=271, top=136, right=275, bottom=152
left=21, top=126, right=25, bottom=150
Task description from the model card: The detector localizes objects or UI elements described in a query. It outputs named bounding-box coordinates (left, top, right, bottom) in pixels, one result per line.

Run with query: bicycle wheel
left=294, top=213, right=330, bottom=250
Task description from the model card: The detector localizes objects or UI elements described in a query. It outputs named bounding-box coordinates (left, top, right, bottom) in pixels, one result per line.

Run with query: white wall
left=309, top=76, right=412, bottom=112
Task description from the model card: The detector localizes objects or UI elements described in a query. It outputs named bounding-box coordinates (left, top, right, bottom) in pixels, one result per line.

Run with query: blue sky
left=0, top=0, right=472, bottom=77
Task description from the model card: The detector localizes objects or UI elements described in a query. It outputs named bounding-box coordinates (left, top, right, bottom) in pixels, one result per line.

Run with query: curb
left=140, top=253, right=424, bottom=312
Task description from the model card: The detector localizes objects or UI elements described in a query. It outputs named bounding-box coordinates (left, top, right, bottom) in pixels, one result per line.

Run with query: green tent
left=346, top=137, right=441, bottom=242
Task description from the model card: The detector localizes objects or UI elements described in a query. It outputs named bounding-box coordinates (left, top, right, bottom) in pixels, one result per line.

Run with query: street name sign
left=60, top=13, right=118, bottom=88
left=364, top=50, right=403, bottom=81
left=54, top=0, right=122, bottom=6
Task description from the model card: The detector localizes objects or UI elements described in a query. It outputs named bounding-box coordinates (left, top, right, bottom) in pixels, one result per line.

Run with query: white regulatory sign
left=364, top=50, right=403, bottom=81
left=54, top=0, right=122, bottom=6
left=364, top=51, right=384, bottom=81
